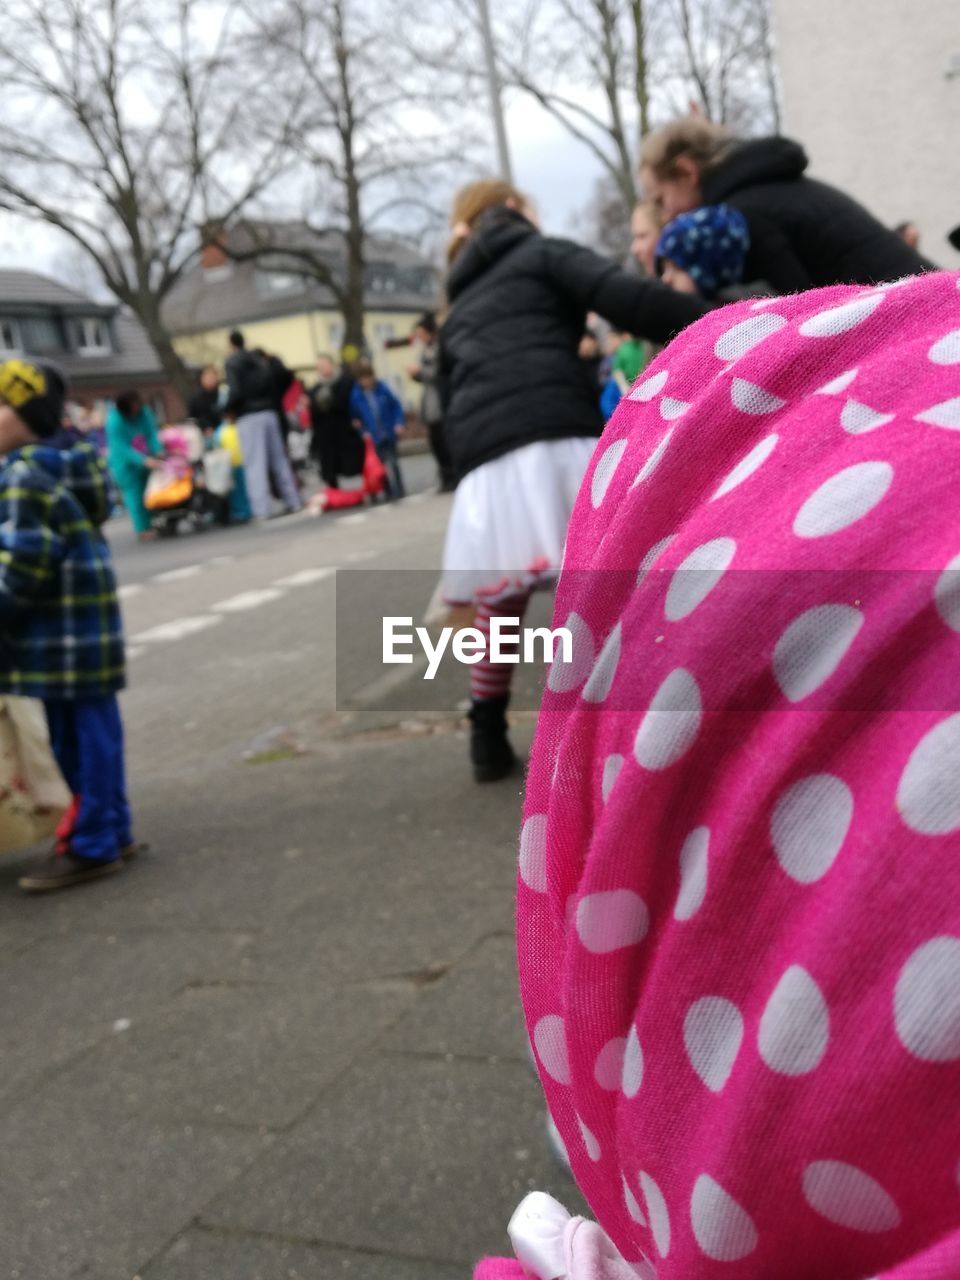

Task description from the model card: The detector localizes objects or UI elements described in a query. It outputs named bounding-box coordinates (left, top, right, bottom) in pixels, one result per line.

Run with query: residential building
left=162, top=221, right=441, bottom=406
left=0, top=269, right=178, bottom=419
left=773, top=0, right=960, bottom=268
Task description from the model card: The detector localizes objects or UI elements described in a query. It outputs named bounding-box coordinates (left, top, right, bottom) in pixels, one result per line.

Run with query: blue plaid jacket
left=0, top=443, right=125, bottom=698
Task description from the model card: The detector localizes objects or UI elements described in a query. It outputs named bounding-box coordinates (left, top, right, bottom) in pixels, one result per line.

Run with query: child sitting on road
left=349, top=360, right=406, bottom=500
left=0, top=358, right=138, bottom=893
left=656, top=202, right=769, bottom=301
left=476, top=268, right=960, bottom=1277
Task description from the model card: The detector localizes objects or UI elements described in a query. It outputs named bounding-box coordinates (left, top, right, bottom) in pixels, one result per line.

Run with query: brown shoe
left=120, top=841, right=148, bottom=862
left=18, top=852, right=123, bottom=893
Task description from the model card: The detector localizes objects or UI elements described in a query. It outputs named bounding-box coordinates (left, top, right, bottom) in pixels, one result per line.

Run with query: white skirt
left=442, top=437, right=597, bottom=605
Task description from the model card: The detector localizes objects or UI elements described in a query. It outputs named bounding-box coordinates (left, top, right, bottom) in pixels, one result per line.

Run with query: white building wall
left=772, top=0, right=960, bottom=268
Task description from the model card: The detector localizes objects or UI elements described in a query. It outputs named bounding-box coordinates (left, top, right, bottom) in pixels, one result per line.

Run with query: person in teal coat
left=105, top=390, right=164, bottom=541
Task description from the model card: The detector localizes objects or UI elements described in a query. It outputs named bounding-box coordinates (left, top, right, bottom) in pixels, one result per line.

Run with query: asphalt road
left=0, top=458, right=582, bottom=1279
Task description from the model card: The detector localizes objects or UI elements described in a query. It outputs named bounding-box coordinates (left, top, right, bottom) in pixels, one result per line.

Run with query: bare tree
left=422, top=0, right=780, bottom=255
left=658, top=0, right=780, bottom=129
left=231, top=0, right=467, bottom=355
left=0, top=0, right=294, bottom=396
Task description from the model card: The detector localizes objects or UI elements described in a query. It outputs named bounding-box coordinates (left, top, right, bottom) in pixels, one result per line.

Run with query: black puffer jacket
left=701, top=137, right=933, bottom=293
left=441, top=209, right=709, bottom=479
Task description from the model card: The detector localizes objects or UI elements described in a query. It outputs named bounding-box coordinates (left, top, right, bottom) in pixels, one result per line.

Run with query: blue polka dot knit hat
left=656, top=204, right=751, bottom=298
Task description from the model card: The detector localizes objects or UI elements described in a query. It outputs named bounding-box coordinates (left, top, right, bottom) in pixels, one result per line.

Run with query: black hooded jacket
left=440, top=209, right=709, bottom=479
left=700, top=137, right=933, bottom=293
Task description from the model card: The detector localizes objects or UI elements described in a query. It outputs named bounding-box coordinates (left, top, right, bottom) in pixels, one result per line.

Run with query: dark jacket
left=225, top=349, right=276, bottom=417
left=0, top=443, right=124, bottom=698
left=187, top=386, right=221, bottom=432
left=308, top=372, right=363, bottom=478
left=441, top=209, right=709, bottom=479
left=700, top=137, right=933, bottom=293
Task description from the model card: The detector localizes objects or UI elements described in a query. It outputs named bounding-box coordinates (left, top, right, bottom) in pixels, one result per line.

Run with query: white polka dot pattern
left=770, top=774, right=853, bottom=884
left=518, top=814, right=548, bottom=893
left=714, top=312, right=788, bottom=362
left=896, top=715, right=960, bottom=835
left=675, top=827, right=710, bottom=921
left=633, top=668, right=702, bottom=770
left=934, top=552, right=960, bottom=632
left=576, top=889, right=649, bottom=954
left=684, top=997, right=744, bottom=1092
left=793, top=462, right=893, bottom=538
left=731, top=378, right=787, bottom=415
left=690, top=1175, right=758, bottom=1261
left=894, top=937, right=960, bottom=1061
left=758, top=966, right=830, bottom=1074
left=711, top=434, right=778, bottom=500
left=916, top=396, right=960, bottom=430
left=772, top=604, right=863, bottom=702
left=591, top=438, right=628, bottom=508
left=802, top=1162, right=901, bottom=1233
left=639, top=1171, right=671, bottom=1257
left=664, top=537, right=736, bottom=622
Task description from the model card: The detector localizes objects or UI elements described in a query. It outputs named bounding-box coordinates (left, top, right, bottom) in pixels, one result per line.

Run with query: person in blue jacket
left=349, top=360, right=406, bottom=499
left=105, top=390, right=164, bottom=541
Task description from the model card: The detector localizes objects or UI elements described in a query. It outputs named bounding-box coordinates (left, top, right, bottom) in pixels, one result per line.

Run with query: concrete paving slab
left=142, top=1229, right=466, bottom=1279
left=0, top=1090, right=264, bottom=1280
left=0, top=926, right=258, bottom=1107
left=383, top=933, right=528, bottom=1063
left=201, top=1054, right=582, bottom=1267
left=69, top=981, right=413, bottom=1130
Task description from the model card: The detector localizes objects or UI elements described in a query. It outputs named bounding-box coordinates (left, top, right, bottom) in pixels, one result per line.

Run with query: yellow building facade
left=172, top=307, right=427, bottom=407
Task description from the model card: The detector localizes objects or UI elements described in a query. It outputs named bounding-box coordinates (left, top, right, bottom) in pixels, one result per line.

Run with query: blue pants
left=230, top=465, right=253, bottom=522
left=44, top=695, right=131, bottom=862
left=376, top=440, right=405, bottom=499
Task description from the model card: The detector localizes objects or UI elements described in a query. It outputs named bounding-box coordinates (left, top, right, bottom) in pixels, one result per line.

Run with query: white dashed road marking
left=273, top=568, right=335, bottom=588
left=339, top=514, right=368, bottom=526
left=131, top=616, right=223, bottom=644
left=118, top=584, right=143, bottom=600
left=212, top=588, right=286, bottom=613
left=153, top=565, right=203, bottom=584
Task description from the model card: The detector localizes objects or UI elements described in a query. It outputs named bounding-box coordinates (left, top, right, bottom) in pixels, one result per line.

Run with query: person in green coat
left=105, top=391, right=164, bottom=541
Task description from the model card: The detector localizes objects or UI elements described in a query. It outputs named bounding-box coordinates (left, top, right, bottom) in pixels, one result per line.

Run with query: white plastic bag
left=0, top=697, right=71, bottom=854
left=202, top=447, right=234, bottom=496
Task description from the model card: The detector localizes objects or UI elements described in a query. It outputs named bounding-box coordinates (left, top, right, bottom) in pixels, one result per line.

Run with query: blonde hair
left=640, top=118, right=735, bottom=181
left=632, top=200, right=663, bottom=232
left=447, top=178, right=529, bottom=264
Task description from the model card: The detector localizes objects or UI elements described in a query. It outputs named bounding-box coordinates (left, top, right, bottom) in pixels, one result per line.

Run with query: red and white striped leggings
left=471, top=593, right=531, bottom=702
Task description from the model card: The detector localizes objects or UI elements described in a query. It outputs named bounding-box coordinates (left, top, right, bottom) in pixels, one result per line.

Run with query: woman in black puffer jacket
left=639, top=118, right=934, bottom=294
left=439, top=179, right=709, bottom=783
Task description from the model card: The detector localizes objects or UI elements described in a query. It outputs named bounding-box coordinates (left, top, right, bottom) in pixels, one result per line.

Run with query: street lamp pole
left=477, top=0, right=514, bottom=183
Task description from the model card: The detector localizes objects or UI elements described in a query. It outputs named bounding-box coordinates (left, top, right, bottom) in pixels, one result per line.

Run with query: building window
left=254, top=270, right=305, bottom=299
left=0, top=318, right=20, bottom=352
left=20, top=315, right=63, bottom=353
left=77, top=317, right=111, bottom=355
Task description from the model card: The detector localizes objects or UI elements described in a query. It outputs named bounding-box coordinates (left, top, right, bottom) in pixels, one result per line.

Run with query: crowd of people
left=55, top=328, right=438, bottom=547
left=0, top=107, right=957, bottom=1277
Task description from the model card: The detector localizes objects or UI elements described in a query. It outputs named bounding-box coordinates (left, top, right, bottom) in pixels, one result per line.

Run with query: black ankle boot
left=468, top=695, right=517, bottom=783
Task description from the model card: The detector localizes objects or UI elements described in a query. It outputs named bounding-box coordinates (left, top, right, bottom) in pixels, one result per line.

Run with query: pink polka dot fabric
left=515, top=272, right=960, bottom=1278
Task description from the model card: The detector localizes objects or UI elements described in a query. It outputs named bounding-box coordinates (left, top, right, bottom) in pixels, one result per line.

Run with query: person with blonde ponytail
left=439, top=178, right=710, bottom=782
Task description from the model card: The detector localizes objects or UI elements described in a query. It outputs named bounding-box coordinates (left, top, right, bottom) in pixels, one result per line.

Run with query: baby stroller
left=145, top=425, right=233, bottom=535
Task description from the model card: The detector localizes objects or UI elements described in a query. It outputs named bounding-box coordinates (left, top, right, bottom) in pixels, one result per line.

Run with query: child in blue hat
left=656, top=203, right=767, bottom=301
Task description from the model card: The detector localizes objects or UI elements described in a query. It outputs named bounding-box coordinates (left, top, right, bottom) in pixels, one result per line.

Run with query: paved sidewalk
left=0, top=493, right=583, bottom=1279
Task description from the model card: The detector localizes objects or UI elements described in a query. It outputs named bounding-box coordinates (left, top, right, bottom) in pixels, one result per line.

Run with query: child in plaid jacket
left=0, top=356, right=136, bottom=893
